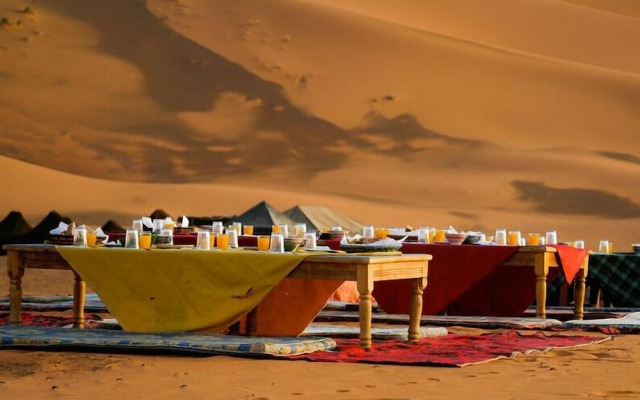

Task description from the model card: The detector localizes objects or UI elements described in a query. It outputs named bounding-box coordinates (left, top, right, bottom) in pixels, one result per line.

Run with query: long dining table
left=317, top=238, right=589, bottom=319
left=3, top=244, right=430, bottom=349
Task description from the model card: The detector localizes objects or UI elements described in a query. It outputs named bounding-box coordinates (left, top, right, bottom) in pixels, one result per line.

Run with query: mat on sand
left=316, top=310, right=563, bottom=330
left=563, top=311, right=640, bottom=333
left=289, top=330, right=612, bottom=367
left=0, top=325, right=335, bottom=356
left=0, top=293, right=108, bottom=313
left=302, top=325, right=448, bottom=340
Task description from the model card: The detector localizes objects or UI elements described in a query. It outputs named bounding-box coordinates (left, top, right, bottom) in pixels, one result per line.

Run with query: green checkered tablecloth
left=587, top=253, right=640, bottom=307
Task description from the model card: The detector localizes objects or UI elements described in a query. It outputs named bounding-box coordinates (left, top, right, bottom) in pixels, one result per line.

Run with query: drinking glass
left=494, top=229, right=507, bottom=245
left=152, top=219, right=165, bottom=234
left=508, top=231, right=521, bottom=246
left=269, top=233, right=284, bottom=253
left=417, top=228, right=429, bottom=244
left=294, top=223, right=307, bottom=238
left=545, top=230, right=557, bottom=245
left=574, top=240, right=585, bottom=249
left=527, top=233, right=540, bottom=246
left=73, top=227, right=87, bottom=247
left=132, top=219, right=143, bottom=233
left=243, top=225, right=254, bottom=235
left=303, top=232, right=317, bottom=250
left=86, top=230, right=97, bottom=246
left=211, top=221, right=224, bottom=235
left=362, top=225, right=375, bottom=239
left=139, top=232, right=152, bottom=249
left=278, top=224, right=289, bottom=237
left=125, top=229, right=139, bottom=249
left=598, top=240, right=610, bottom=254
left=435, top=229, right=447, bottom=243
left=231, top=222, right=242, bottom=235
left=257, top=235, right=270, bottom=251
left=216, top=233, right=230, bottom=250
left=195, top=231, right=211, bottom=250
left=374, top=227, right=388, bottom=239
left=228, top=229, right=239, bottom=248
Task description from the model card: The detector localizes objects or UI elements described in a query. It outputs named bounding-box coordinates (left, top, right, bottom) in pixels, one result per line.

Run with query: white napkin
left=142, top=217, right=153, bottom=229
left=180, top=215, right=189, bottom=228
left=49, top=222, right=69, bottom=235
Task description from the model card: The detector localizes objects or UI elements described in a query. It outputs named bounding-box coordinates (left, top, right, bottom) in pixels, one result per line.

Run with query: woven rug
left=0, top=325, right=336, bottom=357
left=0, top=293, right=108, bottom=313
left=289, top=330, right=612, bottom=367
left=302, top=325, right=448, bottom=340
left=563, top=312, right=640, bottom=334
left=315, top=310, right=563, bottom=330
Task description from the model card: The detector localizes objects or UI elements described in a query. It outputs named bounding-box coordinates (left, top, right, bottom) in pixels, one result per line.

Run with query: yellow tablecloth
left=56, top=247, right=310, bottom=334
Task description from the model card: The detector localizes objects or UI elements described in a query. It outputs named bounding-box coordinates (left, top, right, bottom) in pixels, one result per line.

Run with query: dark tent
left=284, top=205, right=363, bottom=234
left=186, top=215, right=236, bottom=228
left=229, top=201, right=296, bottom=235
left=0, top=211, right=32, bottom=238
left=148, top=209, right=172, bottom=220
left=101, top=219, right=126, bottom=233
left=0, top=210, right=72, bottom=254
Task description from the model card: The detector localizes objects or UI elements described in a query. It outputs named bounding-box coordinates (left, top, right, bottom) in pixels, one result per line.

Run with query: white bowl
left=444, top=232, right=467, bottom=245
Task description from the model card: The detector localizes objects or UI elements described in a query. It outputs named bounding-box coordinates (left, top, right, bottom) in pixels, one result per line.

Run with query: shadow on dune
left=45, top=0, right=346, bottom=181
left=512, top=180, right=640, bottom=218
left=599, top=151, right=640, bottom=166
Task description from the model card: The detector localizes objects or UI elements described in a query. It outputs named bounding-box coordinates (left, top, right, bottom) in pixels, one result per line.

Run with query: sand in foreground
left=1, top=257, right=639, bottom=399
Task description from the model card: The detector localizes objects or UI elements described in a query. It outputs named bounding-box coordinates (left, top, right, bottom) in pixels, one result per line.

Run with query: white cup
left=124, top=229, right=139, bottom=249
left=211, top=221, right=224, bottom=235
left=294, top=223, right=307, bottom=238
left=302, top=232, right=317, bottom=250
left=228, top=228, right=239, bottom=248
left=495, top=229, right=507, bottom=245
left=132, top=219, right=143, bottom=233
left=545, top=230, right=557, bottom=245
left=362, top=225, right=375, bottom=239
left=278, top=224, right=289, bottom=238
left=417, top=228, right=429, bottom=244
left=152, top=219, right=165, bottom=233
left=598, top=240, right=610, bottom=254
left=269, top=233, right=284, bottom=253
left=574, top=240, right=585, bottom=249
left=73, top=227, right=88, bottom=247
left=231, top=222, right=242, bottom=235
left=196, top=231, right=211, bottom=250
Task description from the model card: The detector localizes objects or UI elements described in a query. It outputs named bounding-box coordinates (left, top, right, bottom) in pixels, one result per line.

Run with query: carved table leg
left=7, top=251, right=24, bottom=325
left=408, top=277, right=427, bottom=343
left=357, top=276, right=374, bottom=349
left=246, top=306, right=258, bottom=336
left=72, top=271, right=86, bottom=329
left=573, top=269, right=587, bottom=320
left=535, top=262, right=549, bottom=318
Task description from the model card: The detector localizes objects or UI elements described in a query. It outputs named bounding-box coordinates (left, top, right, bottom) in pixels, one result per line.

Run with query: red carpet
left=289, top=330, right=612, bottom=367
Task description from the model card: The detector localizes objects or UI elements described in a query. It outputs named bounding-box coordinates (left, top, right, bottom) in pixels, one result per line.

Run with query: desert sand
left=1, top=0, right=640, bottom=398
left=1, top=258, right=640, bottom=399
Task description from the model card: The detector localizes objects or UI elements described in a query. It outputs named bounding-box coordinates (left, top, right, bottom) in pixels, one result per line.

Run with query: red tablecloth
left=319, top=239, right=587, bottom=316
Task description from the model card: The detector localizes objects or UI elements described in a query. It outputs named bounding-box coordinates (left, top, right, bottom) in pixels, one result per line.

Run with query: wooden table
left=502, top=246, right=589, bottom=319
left=3, top=244, right=430, bottom=349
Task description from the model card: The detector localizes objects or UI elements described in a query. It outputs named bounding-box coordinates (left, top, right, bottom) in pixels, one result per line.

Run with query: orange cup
left=434, top=229, right=446, bottom=243
left=257, top=235, right=270, bottom=251
left=508, top=231, right=521, bottom=246
left=139, top=232, right=152, bottom=249
left=527, top=233, right=540, bottom=246
left=209, top=233, right=216, bottom=249
left=216, top=233, right=230, bottom=250
left=86, top=231, right=97, bottom=246
left=244, top=225, right=254, bottom=235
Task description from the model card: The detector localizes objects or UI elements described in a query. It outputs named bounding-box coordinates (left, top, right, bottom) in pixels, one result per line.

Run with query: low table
left=3, top=244, right=430, bottom=349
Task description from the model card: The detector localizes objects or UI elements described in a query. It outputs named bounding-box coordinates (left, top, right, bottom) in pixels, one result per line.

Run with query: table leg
left=573, top=268, right=587, bottom=320
left=535, top=262, right=549, bottom=318
left=246, top=306, right=258, bottom=336
left=357, top=276, right=374, bottom=349
left=72, top=271, right=86, bottom=329
left=408, top=277, right=427, bottom=343
left=7, top=251, right=24, bottom=325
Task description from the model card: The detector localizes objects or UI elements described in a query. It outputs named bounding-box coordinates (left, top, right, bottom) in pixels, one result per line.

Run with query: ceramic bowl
left=444, top=232, right=467, bottom=245
left=632, top=243, right=640, bottom=254
left=284, top=237, right=303, bottom=252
